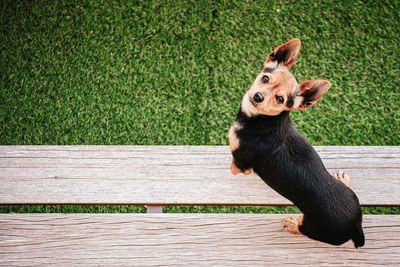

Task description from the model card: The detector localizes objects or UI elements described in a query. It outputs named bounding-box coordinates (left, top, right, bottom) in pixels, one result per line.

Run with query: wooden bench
left=1, top=146, right=399, bottom=266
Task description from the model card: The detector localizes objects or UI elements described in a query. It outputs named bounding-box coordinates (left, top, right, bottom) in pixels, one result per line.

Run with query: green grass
left=1, top=205, right=399, bottom=215
left=1, top=0, right=399, bottom=214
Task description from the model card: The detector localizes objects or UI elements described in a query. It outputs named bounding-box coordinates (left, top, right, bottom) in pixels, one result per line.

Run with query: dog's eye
left=261, top=75, right=269, bottom=83
left=275, top=96, right=284, bottom=104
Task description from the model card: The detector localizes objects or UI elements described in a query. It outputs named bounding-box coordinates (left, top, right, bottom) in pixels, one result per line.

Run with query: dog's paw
left=230, top=161, right=253, bottom=175
left=283, top=217, right=302, bottom=235
left=333, top=170, right=351, bottom=188
left=230, top=162, right=241, bottom=175
left=243, top=168, right=254, bottom=175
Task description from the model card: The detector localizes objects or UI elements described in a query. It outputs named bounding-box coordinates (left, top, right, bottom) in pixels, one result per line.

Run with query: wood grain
left=0, top=214, right=399, bottom=266
left=0, top=146, right=399, bottom=206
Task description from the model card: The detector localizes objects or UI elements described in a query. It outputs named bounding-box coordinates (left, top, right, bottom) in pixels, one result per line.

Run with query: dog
left=228, top=38, right=365, bottom=248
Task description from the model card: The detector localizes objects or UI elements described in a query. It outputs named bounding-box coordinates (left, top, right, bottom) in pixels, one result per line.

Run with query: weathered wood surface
left=0, top=214, right=399, bottom=266
left=1, top=146, right=399, bottom=206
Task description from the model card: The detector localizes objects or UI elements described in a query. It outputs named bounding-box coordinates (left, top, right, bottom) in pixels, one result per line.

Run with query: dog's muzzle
left=253, top=92, right=264, bottom=103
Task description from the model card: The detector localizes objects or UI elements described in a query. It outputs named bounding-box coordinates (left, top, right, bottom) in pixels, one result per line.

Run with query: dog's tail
left=352, top=223, right=365, bottom=248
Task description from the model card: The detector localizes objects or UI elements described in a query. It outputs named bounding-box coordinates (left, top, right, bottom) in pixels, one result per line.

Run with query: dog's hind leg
left=283, top=215, right=303, bottom=235
left=291, top=216, right=350, bottom=246
left=333, top=170, right=351, bottom=188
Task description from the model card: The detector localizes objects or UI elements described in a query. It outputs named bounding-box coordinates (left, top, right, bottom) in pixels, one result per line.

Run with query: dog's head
left=241, top=38, right=332, bottom=117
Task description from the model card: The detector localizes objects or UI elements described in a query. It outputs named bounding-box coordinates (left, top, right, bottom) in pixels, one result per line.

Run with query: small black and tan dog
left=228, top=38, right=365, bottom=248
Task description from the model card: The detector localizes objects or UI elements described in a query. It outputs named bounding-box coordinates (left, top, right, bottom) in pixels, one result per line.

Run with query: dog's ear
left=295, top=80, right=332, bottom=110
left=265, top=38, right=301, bottom=70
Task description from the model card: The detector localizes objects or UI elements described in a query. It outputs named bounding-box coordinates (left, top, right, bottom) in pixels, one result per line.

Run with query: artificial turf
left=1, top=1, right=399, bottom=213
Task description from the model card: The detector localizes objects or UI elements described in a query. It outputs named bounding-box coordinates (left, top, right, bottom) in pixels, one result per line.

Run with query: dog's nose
left=253, top=92, right=264, bottom=103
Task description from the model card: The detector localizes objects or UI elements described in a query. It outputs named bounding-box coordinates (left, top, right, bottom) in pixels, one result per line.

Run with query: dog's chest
left=228, top=122, right=243, bottom=152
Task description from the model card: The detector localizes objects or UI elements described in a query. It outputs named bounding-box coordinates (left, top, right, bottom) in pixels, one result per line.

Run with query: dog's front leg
left=230, top=160, right=254, bottom=175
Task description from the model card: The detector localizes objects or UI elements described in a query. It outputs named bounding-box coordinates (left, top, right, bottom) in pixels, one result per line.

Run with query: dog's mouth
left=249, top=97, right=257, bottom=107
left=249, top=92, right=264, bottom=107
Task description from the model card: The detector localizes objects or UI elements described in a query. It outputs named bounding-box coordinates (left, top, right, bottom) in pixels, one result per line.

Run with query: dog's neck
left=236, top=109, right=292, bottom=133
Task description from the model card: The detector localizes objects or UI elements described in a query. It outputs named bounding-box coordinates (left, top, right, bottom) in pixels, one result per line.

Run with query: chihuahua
left=228, top=39, right=364, bottom=248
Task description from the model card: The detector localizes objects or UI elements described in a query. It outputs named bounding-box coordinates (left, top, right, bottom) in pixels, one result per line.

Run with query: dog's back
left=234, top=110, right=364, bottom=247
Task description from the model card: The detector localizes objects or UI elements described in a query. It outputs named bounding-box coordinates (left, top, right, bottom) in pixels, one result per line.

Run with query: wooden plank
left=0, top=214, right=399, bottom=266
left=0, top=146, right=399, bottom=206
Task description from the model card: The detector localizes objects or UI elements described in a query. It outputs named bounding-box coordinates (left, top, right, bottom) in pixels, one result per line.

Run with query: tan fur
left=283, top=215, right=304, bottom=235
left=242, top=66, right=298, bottom=117
left=333, top=170, right=352, bottom=188
left=292, top=95, right=305, bottom=109
left=266, top=38, right=301, bottom=70
left=296, top=80, right=332, bottom=110
left=243, top=168, right=254, bottom=175
left=228, top=122, right=242, bottom=152
left=230, top=161, right=241, bottom=175
left=230, top=161, right=253, bottom=175
left=240, top=39, right=332, bottom=117
left=241, top=92, right=259, bottom=117
left=229, top=119, right=254, bottom=176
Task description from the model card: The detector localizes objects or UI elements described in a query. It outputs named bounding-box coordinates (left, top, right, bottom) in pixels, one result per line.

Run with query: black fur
left=301, top=89, right=316, bottom=108
left=263, top=67, right=275, bottom=73
left=269, top=49, right=290, bottom=65
left=232, top=109, right=365, bottom=248
left=286, top=95, right=295, bottom=108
